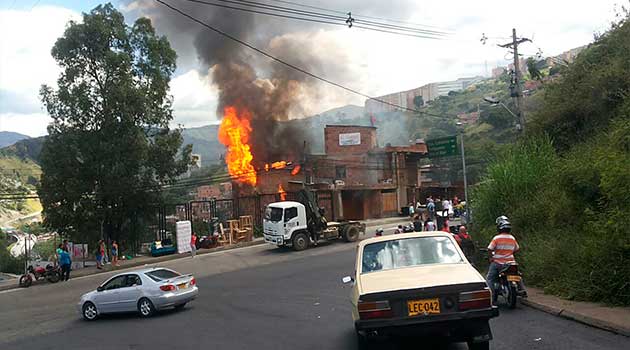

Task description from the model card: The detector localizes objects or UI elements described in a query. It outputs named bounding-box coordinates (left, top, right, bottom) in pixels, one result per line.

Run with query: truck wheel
left=344, top=226, right=360, bottom=242
left=292, top=232, right=309, bottom=251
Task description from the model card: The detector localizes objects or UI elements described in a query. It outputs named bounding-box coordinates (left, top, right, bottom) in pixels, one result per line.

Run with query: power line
left=227, top=0, right=450, bottom=36
left=179, top=0, right=447, bottom=39
left=155, top=0, right=455, bottom=120
left=264, top=0, right=449, bottom=31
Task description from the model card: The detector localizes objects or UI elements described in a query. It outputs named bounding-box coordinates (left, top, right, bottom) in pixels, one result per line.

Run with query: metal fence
left=157, top=190, right=335, bottom=236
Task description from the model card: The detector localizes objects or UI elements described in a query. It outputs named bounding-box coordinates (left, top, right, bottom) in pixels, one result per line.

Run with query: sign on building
left=426, top=135, right=458, bottom=158
left=339, top=132, right=361, bottom=146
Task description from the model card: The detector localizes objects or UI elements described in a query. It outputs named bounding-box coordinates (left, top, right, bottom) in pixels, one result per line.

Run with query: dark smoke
left=123, top=0, right=418, bottom=163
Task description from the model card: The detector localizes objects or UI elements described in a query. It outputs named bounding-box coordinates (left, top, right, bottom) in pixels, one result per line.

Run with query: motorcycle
left=19, top=264, right=61, bottom=288
left=492, top=262, right=527, bottom=309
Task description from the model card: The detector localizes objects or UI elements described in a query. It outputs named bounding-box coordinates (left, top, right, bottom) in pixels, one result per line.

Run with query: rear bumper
left=355, top=307, right=498, bottom=340
left=152, top=286, right=199, bottom=309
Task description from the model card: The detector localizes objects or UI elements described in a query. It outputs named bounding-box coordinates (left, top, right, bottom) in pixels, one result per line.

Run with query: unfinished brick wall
left=324, top=125, right=377, bottom=155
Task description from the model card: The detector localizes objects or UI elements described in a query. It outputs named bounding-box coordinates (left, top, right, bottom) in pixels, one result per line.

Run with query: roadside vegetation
left=473, top=13, right=630, bottom=305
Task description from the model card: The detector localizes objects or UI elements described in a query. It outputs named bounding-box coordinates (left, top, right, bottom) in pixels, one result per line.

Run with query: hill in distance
left=0, top=131, right=30, bottom=148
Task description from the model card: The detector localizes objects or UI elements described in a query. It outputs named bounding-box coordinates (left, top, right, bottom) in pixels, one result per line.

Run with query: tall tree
left=38, top=4, right=191, bottom=245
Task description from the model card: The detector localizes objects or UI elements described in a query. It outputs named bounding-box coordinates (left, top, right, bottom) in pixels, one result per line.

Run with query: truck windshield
left=361, top=236, right=463, bottom=274
left=264, top=207, right=284, bottom=222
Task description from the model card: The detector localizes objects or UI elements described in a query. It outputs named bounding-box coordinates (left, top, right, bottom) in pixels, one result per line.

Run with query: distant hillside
left=0, top=131, right=30, bottom=148
left=0, top=136, right=45, bottom=163
left=182, top=124, right=222, bottom=165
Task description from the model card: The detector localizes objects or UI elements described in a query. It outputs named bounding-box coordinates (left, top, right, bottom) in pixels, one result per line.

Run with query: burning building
left=233, top=124, right=427, bottom=221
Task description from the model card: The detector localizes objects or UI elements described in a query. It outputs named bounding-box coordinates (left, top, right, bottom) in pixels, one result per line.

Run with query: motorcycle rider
left=486, top=216, right=523, bottom=296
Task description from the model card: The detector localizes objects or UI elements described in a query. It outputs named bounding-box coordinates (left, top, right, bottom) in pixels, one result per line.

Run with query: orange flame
left=291, top=165, right=301, bottom=176
left=264, top=164, right=270, bottom=172
left=278, top=184, right=287, bottom=201
left=270, top=161, right=287, bottom=169
left=218, top=106, right=256, bottom=186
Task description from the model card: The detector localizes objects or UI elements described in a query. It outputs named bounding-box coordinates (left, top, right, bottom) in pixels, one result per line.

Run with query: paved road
left=1, top=233, right=628, bottom=350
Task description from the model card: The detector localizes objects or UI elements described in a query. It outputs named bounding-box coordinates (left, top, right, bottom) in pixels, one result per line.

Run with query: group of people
left=95, top=239, right=120, bottom=269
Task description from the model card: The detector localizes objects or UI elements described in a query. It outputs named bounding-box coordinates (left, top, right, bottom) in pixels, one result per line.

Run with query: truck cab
left=263, top=201, right=308, bottom=248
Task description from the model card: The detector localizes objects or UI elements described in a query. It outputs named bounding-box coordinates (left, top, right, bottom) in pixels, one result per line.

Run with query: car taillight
left=459, top=289, right=492, bottom=310
left=160, top=284, right=176, bottom=291
left=358, top=300, right=393, bottom=320
left=190, top=277, right=196, bottom=286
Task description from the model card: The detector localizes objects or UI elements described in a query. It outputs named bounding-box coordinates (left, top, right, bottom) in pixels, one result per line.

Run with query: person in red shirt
left=190, top=232, right=197, bottom=258
left=441, top=221, right=450, bottom=233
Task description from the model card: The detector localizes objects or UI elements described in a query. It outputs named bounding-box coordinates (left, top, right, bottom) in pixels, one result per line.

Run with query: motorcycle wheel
left=19, top=274, right=32, bottom=288
left=47, top=271, right=60, bottom=283
left=508, top=283, right=518, bottom=309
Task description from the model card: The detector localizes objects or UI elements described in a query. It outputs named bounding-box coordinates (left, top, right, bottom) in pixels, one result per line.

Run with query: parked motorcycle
left=19, top=264, right=61, bottom=287
left=492, top=262, right=527, bottom=309
left=375, top=228, right=384, bottom=236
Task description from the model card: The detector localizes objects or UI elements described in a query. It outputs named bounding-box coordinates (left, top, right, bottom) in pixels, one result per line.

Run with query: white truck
left=263, top=189, right=365, bottom=251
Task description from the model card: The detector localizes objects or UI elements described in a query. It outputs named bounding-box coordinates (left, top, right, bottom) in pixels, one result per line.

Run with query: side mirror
left=97, top=286, right=104, bottom=292
left=341, top=276, right=354, bottom=284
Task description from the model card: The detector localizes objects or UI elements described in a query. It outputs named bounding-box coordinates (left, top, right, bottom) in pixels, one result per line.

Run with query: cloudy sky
left=0, top=0, right=621, bottom=137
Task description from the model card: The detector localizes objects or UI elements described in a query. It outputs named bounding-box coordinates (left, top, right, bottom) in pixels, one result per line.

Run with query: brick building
left=248, top=125, right=428, bottom=220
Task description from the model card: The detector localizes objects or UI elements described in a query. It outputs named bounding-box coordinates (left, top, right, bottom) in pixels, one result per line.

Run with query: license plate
left=507, top=275, right=522, bottom=282
left=177, top=283, right=188, bottom=289
left=407, top=298, right=440, bottom=316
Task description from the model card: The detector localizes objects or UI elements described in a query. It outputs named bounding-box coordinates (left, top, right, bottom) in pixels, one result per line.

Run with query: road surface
left=1, top=231, right=628, bottom=350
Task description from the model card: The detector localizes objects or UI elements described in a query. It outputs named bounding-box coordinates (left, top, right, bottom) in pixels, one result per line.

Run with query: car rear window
left=145, top=269, right=181, bottom=282
left=361, top=236, right=463, bottom=274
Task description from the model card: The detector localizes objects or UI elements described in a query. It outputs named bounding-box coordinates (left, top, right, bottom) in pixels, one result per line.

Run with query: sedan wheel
left=82, top=302, right=98, bottom=321
left=138, top=298, right=156, bottom=318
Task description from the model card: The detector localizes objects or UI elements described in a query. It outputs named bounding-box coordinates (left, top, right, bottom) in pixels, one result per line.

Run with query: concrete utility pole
left=459, top=130, right=470, bottom=224
left=499, top=28, right=530, bottom=132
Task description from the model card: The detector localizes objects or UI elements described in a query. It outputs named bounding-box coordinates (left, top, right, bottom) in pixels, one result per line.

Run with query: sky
left=0, top=0, right=621, bottom=137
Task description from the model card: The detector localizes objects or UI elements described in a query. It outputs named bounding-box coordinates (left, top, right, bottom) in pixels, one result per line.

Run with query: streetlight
left=455, top=122, right=471, bottom=225
left=482, top=96, right=522, bottom=131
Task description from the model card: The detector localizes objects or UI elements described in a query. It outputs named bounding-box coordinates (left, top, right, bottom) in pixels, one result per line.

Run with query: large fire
left=218, top=106, right=257, bottom=186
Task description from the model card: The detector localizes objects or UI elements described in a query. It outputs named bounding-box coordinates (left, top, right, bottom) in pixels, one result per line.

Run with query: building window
left=335, top=166, right=346, bottom=179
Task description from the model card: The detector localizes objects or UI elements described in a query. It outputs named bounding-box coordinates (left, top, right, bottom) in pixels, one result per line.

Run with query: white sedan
left=343, top=232, right=498, bottom=350
left=78, top=267, right=198, bottom=321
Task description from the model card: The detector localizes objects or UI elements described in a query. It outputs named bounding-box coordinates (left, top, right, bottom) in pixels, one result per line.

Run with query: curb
left=521, top=298, right=630, bottom=337
left=0, top=239, right=266, bottom=293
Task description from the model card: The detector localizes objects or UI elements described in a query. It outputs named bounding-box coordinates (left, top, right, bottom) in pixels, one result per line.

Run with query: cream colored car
left=343, top=231, right=498, bottom=350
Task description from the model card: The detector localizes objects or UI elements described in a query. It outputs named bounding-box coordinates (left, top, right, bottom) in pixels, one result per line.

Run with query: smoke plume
left=122, top=0, right=418, bottom=163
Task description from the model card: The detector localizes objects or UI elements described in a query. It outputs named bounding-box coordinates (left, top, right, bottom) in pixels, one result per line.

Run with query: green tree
left=526, top=57, right=544, bottom=81
left=413, top=95, right=424, bottom=109
left=38, top=4, right=191, bottom=245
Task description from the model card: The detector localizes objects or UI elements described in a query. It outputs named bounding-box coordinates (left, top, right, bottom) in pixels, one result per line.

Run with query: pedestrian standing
left=111, top=240, right=119, bottom=267
left=427, top=199, right=436, bottom=221
left=96, top=240, right=105, bottom=269
left=408, top=203, right=415, bottom=218
left=190, top=232, right=197, bottom=258
left=59, top=246, right=72, bottom=281
left=442, top=198, right=450, bottom=218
